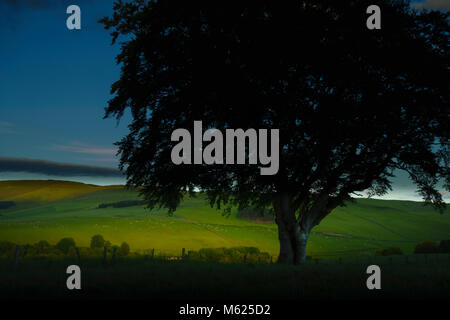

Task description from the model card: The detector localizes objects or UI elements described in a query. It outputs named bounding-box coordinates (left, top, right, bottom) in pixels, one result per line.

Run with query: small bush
left=67, top=246, right=78, bottom=258
left=439, top=240, right=450, bottom=253
left=90, top=235, right=105, bottom=249
left=0, top=241, right=16, bottom=257
left=375, top=247, right=403, bottom=256
left=97, top=200, right=146, bottom=209
left=189, top=247, right=270, bottom=263
left=120, top=242, right=130, bottom=256
left=414, top=241, right=439, bottom=254
left=111, top=245, right=120, bottom=254
left=78, top=247, right=100, bottom=258
left=56, top=238, right=76, bottom=254
left=35, top=240, right=51, bottom=254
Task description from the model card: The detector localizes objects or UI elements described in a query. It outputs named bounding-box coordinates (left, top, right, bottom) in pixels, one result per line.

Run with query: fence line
left=6, top=245, right=450, bottom=266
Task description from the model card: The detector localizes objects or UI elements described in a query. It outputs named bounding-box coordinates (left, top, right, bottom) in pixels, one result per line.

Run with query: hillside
left=0, top=180, right=119, bottom=203
left=0, top=180, right=449, bottom=257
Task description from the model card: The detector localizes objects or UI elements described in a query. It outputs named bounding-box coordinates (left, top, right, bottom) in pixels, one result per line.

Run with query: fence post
left=75, top=247, right=81, bottom=264
left=182, top=248, right=186, bottom=261
left=151, top=248, right=155, bottom=260
left=112, top=247, right=117, bottom=265
left=14, top=245, right=20, bottom=267
left=270, top=256, right=273, bottom=264
left=103, top=246, right=107, bottom=266
left=244, top=254, right=247, bottom=263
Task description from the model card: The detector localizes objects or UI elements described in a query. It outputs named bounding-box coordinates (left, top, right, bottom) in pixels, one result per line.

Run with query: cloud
left=412, top=0, right=450, bottom=10
left=51, top=142, right=118, bottom=156
left=0, top=157, right=123, bottom=177
left=76, top=157, right=119, bottom=163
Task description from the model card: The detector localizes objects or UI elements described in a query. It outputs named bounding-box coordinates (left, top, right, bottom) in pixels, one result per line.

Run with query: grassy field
left=1, top=180, right=450, bottom=302
left=1, top=254, right=450, bottom=300
left=1, top=180, right=450, bottom=258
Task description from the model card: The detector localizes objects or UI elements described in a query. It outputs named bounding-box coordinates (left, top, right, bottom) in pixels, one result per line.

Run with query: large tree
left=101, top=0, right=449, bottom=264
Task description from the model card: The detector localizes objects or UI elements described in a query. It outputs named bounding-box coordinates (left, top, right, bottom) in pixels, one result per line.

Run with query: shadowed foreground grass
left=1, top=254, right=450, bottom=301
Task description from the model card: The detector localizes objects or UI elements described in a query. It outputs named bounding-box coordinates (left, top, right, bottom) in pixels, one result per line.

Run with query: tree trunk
left=277, top=218, right=295, bottom=264
left=295, top=228, right=310, bottom=265
left=274, top=193, right=311, bottom=265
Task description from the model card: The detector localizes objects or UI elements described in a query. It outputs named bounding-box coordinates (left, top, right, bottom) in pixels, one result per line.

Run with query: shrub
left=189, top=247, right=270, bottom=263
left=197, top=248, right=226, bottom=262
left=78, top=247, right=99, bottom=258
left=97, top=200, right=146, bottom=209
left=0, top=241, right=16, bottom=257
left=24, top=246, right=38, bottom=257
left=111, top=245, right=120, bottom=254
left=414, top=241, right=439, bottom=254
left=439, top=240, right=450, bottom=253
left=120, top=242, right=130, bottom=256
left=375, top=247, right=403, bottom=256
left=90, top=234, right=105, bottom=249
left=67, top=246, right=78, bottom=258
left=56, top=238, right=76, bottom=254
left=35, top=240, right=51, bottom=253
left=231, top=246, right=260, bottom=255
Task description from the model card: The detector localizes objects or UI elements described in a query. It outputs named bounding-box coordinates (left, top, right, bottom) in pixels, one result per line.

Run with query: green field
left=2, top=254, right=450, bottom=300
left=1, top=180, right=449, bottom=258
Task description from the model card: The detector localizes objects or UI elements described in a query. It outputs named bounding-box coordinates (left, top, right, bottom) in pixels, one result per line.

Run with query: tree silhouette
left=101, top=0, right=449, bottom=264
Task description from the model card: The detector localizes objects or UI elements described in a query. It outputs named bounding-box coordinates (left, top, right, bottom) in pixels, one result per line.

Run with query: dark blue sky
left=0, top=0, right=448, bottom=200
left=0, top=0, right=130, bottom=169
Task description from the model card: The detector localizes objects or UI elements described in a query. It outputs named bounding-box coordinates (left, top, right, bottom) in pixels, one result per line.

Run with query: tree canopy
left=101, top=0, right=449, bottom=263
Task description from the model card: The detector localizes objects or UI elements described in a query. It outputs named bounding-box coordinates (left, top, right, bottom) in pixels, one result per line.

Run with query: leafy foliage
left=188, top=247, right=271, bottom=263
left=101, top=0, right=449, bottom=263
left=97, top=200, right=146, bottom=209
left=0, top=237, right=132, bottom=259
left=0, top=241, right=16, bottom=258
left=439, top=240, right=450, bottom=253
left=35, top=240, right=51, bottom=254
left=375, top=247, right=403, bottom=256
left=90, top=235, right=106, bottom=249
left=120, top=242, right=130, bottom=256
left=414, top=241, right=439, bottom=254
left=56, top=238, right=76, bottom=254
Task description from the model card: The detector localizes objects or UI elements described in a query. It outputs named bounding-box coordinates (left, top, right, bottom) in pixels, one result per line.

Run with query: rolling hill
left=0, top=180, right=449, bottom=257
